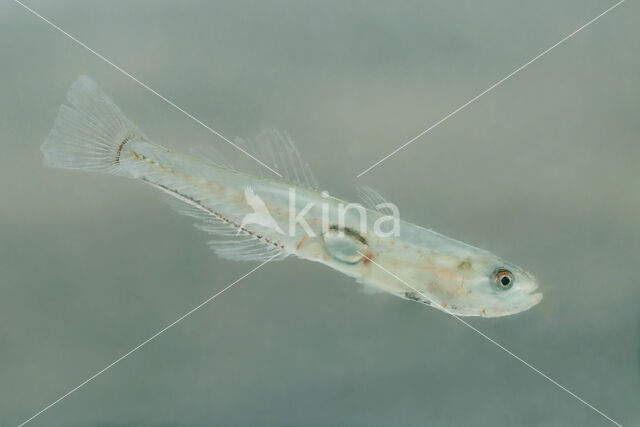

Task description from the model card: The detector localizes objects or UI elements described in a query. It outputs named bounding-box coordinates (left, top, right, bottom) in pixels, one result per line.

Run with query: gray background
left=1, top=1, right=638, bottom=425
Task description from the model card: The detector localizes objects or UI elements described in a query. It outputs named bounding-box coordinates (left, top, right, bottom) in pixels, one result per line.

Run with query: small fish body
left=42, top=76, right=542, bottom=318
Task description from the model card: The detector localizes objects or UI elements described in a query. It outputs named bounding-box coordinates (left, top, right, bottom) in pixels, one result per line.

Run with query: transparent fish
left=42, top=76, right=542, bottom=318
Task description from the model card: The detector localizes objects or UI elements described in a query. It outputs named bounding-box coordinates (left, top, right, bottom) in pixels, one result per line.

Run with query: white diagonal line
left=357, top=252, right=622, bottom=426
left=17, top=255, right=278, bottom=427
left=357, top=0, right=625, bottom=177
left=12, top=0, right=282, bottom=178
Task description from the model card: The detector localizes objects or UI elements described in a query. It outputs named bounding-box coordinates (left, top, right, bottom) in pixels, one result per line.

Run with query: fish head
left=425, top=252, right=542, bottom=317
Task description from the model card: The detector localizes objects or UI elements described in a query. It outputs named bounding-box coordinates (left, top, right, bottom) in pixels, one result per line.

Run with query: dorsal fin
left=237, top=129, right=318, bottom=188
left=189, top=145, right=235, bottom=170
left=358, top=186, right=392, bottom=210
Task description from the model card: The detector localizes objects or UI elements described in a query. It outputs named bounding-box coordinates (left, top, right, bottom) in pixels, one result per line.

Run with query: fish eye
left=494, top=269, right=514, bottom=290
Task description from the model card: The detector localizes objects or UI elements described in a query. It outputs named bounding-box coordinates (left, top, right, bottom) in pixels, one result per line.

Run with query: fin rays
left=237, top=129, right=318, bottom=188
left=160, top=186, right=288, bottom=262
left=358, top=186, right=391, bottom=210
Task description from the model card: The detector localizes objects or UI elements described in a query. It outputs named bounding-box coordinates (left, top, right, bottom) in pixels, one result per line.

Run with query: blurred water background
left=1, top=1, right=638, bottom=425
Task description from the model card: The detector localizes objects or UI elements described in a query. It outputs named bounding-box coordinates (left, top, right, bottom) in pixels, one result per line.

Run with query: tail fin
left=41, top=76, right=146, bottom=173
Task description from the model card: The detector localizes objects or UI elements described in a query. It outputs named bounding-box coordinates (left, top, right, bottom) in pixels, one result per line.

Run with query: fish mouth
left=524, top=291, right=544, bottom=309
left=525, top=279, right=543, bottom=308
left=438, top=275, right=543, bottom=318
left=518, top=274, right=542, bottom=307
left=443, top=291, right=543, bottom=318
left=466, top=289, right=543, bottom=318
left=508, top=274, right=543, bottom=314
left=495, top=290, right=543, bottom=317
